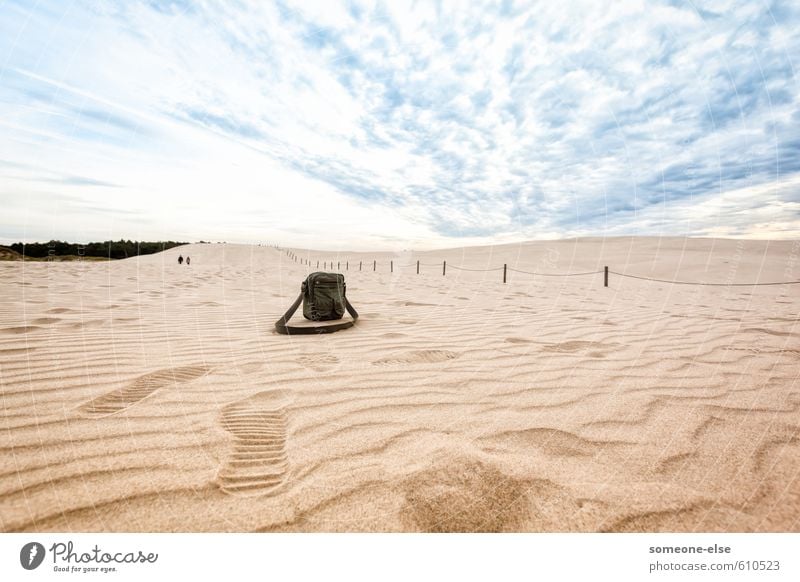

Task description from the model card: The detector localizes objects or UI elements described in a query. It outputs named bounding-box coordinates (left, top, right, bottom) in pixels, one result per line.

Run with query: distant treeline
left=9, top=240, right=191, bottom=260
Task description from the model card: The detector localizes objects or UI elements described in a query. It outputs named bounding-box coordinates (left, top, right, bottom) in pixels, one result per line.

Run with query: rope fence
left=278, top=249, right=800, bottom=288
left=609, top=270, right=800, bottom=286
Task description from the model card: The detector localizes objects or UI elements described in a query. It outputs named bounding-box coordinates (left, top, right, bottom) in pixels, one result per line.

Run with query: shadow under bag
left=274, top=272, right=359, bottom=335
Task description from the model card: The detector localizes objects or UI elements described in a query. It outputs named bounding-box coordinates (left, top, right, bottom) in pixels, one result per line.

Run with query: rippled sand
left=1, top=237, right=798, bottom=532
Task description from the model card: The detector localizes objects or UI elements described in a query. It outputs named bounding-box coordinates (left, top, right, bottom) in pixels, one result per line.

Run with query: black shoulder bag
left=275, top=272, right=359, bottom=335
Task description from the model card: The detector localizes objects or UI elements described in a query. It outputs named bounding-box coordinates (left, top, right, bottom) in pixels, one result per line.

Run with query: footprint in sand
left=373, top=349, right=460, bottom=366
left=78, top=365, right=212, bottom=416
left=68, top=319, right=107, bottom=331
left=401, top=457, right=536, bottom=532
left=31, top=317, right=61, bottom=325
left=238, top=361, right=265, bottom=374
left=743, top=327, right=795, bottom=337
left=297, top=354, right=339, bottom=372
left=0, top=326, right=40, bottom=335
left=480, top=427, right=628, bottom=457
left=217, top=390, right=291, bottom=496
left=0, top=347, right=37, bottom=355
left=542, top=340, right=616, bottom=354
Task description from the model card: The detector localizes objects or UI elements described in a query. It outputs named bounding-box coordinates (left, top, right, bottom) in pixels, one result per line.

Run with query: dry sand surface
left=1, top=237, right=799, bottom=532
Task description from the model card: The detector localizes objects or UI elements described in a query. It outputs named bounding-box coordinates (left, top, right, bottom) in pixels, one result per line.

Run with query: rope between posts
left=508, top=268, right=604, bottom=277
left=448, top=265, right=505, bottom=272
left=609, top=271, right=800, bottom=286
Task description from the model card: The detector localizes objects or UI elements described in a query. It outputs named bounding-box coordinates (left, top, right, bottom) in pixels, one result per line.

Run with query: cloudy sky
left=0, top=0, right=798, bottom=249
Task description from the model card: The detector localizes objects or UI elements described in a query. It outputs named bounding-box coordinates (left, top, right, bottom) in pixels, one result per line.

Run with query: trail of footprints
left=78, top=365, right=212, bottom=416
left=217, top=390, right=291, bottom=496
left=78, top=362, right=306, bottom=496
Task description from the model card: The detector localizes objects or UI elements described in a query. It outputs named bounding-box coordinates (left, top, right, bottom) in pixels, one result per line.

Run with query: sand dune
left=0, top=237, right=798, bottom=532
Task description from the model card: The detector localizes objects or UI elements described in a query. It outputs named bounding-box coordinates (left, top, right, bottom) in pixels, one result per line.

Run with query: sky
left=0, top=0, right=798, bottom=250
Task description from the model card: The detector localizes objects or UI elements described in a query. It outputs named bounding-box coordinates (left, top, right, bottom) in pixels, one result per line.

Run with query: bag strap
left=274, top=292, right=359, bottom=335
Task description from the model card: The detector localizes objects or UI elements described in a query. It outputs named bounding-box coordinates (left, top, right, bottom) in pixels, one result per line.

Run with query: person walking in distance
left=186, top=257, right=191, bottom=266
left=178, top=254, right=184, bottom=265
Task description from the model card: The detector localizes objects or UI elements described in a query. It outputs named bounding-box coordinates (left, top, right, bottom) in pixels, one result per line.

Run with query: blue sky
left=0, top=0, right=798, bottom=249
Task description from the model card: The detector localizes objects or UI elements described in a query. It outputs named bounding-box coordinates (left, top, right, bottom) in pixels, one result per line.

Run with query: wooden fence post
left=443, top=260, right=446, bottom=276
left=346, top=261, right=349, bottom=270
left=373, top=260, right=376, bottom=271
left=503, top=264, right=507, bottom=283
left=604, top=266, right=609, bottom=287
left=359, top=261, right=362, bottom=271
left=391, top=260, right=393, bottom=273
left=416, top=260, right=419, bottom=274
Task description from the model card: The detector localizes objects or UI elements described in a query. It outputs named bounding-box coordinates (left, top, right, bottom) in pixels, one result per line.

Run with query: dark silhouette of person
left=186, top=256, right=191, bottom=265
left=178, top=255, right=184, bottom=265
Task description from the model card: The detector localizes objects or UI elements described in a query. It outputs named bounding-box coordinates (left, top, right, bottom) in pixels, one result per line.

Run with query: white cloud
left=0, top=0, right=798, bottom=248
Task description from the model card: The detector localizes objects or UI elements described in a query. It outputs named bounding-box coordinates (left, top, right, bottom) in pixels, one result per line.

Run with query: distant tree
left=9, top=240, right=188, bottom=259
